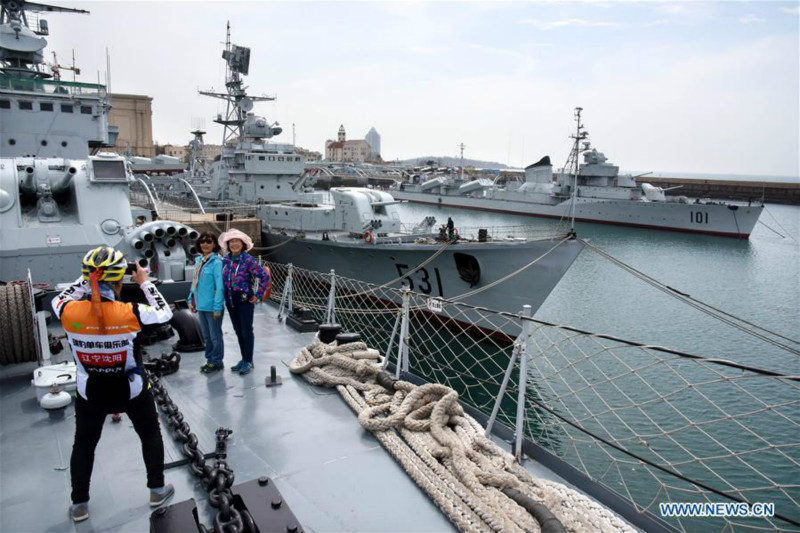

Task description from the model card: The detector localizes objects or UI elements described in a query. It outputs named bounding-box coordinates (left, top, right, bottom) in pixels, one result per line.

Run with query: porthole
left=41, top=140, right=48, bottom=146
left=61, top=141, right=68, bottom=147
left=8, top=139, right=16, bottom=145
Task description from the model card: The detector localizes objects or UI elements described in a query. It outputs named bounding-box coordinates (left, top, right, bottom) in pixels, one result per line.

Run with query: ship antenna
left=458, top=142, right=466, bottom=181
left=567, top=107, right=587, bottom=230
left=199, top=22, right=275, bottom=148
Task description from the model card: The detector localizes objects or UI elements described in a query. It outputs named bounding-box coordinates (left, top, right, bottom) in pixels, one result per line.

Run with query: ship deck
left=0, top=301, right=598, bottom=533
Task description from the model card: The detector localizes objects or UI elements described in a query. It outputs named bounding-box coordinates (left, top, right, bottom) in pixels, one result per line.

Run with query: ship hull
left=390, top=191, right=763, bottom=238
left=262, top=231, right=584, bottom=329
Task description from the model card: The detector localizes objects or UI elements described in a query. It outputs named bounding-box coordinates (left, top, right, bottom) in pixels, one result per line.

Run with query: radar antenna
left=198, top=21, right=275, bottom=146
left=563, top=107, right=589, bottom=229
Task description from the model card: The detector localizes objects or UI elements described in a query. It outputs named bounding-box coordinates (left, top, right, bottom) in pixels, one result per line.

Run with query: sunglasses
left=199, top=239, right=214, bottom=244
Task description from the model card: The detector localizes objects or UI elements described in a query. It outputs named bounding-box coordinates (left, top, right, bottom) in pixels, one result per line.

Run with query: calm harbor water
left=397, top=202, right=800, bottom=375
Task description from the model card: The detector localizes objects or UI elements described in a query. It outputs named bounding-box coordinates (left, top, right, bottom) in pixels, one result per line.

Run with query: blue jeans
left=197, top=311, right=224, bottom=366
left=226, top=296, right=255, bottom=363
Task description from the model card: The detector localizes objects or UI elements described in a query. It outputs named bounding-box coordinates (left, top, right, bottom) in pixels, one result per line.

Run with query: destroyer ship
left=391, top=108, right=764, bottom=239
left=194, top=28, right=584, bottom=322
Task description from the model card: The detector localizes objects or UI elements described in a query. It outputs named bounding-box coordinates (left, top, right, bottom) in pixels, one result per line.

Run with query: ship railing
left=0, top=73, right=106, bottom=98
left=398, top=221, right=573, bottom=241
left=264, top=260, right=800, bottom=533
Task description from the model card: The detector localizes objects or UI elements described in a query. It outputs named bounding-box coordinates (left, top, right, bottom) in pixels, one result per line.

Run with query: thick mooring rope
left=289, top=336, right=636, bottom=533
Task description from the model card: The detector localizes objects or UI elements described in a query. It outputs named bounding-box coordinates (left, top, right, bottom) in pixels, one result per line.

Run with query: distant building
left=163, top=144, right=187, bottom=161
left=325, top=124, right=373, bottom=163
left=365, top=127, right=381, bottom=160
left=108, top=93, right=154, bottom=157
left=296, top=146, right=322, bottom=162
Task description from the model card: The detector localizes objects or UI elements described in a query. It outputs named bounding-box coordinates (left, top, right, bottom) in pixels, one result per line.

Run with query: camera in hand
left=125, top=258, right=148, bottom=274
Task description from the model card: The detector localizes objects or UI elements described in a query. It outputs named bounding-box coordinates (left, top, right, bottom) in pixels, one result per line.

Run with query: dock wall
left=635, top=178, right=800, bottom=205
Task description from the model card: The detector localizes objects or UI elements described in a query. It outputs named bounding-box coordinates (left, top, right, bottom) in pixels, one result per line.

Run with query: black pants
left=70, top=388, right=165, bottom=503
left=227, top=295, right=255, bottom=363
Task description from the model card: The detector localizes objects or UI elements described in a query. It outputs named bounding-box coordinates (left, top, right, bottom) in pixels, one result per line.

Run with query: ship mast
left=198, top=22, right=275, bottom=147
left=565, top=107, right=588, bottom=230
left=458, top=142, right=465, bottom=181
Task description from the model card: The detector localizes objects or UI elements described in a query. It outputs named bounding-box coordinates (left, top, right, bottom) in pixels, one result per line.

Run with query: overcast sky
left=44, top=1, right=799, bottom=177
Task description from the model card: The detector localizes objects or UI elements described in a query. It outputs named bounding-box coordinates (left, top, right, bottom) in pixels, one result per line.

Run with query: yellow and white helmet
left=81, top=246, right=126, bottom=282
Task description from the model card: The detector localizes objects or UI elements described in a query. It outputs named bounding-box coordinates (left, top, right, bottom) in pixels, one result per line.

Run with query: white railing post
left=382, top=310, right=402, bottom=370
left=325, top=269, right=336, bottom=324
left=514, top=304, right=533, bottom=462
left=395, top=288, right=411, bottom=379
left=484, top=341, right=520, bottom=438
left=277, top=263, right=294, bottom=321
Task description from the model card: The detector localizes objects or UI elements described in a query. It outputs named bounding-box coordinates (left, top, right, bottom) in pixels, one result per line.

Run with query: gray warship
left=0, top=0, right=200, bottom=299
left=391, top=108, right=764, bottom=238
left=197, top=28, right=584, bottom=326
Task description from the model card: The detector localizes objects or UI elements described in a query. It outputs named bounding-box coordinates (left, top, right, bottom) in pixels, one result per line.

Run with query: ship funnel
left=524, top=156, right=553, bottom=184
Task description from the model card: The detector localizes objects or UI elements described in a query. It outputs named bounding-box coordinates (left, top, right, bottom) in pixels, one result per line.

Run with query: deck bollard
left=265, top=365, right=283, bottom=387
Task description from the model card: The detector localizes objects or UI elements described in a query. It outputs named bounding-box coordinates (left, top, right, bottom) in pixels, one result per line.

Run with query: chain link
left=148, top=370, right=241, bottom=531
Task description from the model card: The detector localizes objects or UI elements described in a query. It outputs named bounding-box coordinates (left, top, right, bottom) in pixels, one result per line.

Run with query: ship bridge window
left=81, top=106, right=92, bottom=114
left=40, top=102, right=54, bottom=111
left=19, top=101, right=33, bottom=110
left=0, top=100, right=10, bottom=109
left=61, top=104, right=73, bottom=113
left=269, top=156, right=275, bottom=161
left=259, top=156, right=265, bottom=161
left=91, top=160, right=127, bottom=182
left=278, top=157, right=284, bottom=161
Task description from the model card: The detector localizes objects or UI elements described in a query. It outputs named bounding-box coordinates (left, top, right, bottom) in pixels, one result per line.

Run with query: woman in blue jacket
left=188, top=232, right=225, bottom=373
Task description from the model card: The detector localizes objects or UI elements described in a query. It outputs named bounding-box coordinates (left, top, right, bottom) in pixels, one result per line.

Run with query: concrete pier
left=635, top=177, right=800, bottom=205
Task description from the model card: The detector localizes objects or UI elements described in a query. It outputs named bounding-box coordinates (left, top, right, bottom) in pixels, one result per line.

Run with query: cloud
left=645, top=19, right=670, bottom=27
left=780, top=6, right=800, bottom=15
left=518, top=18, right=619, bottom=30
left=739, top=14, right=766, bottom=24
left=408, top=45, right=449, bottom=55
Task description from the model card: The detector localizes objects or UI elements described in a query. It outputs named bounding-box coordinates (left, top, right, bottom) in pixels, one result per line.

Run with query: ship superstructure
left=0, top=0, right=198, bottom=293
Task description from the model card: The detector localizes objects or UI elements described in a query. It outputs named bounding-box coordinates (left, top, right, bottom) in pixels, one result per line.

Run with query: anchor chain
left=149, top=372, right=252, bottom=533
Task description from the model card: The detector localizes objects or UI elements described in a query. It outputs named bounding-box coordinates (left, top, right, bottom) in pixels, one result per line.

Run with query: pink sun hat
left=218, top=228, right=254, bottom=252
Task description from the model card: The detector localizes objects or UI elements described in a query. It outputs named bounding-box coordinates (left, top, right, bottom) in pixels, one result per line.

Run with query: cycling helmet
left=81, top=246, right=126, bottom=282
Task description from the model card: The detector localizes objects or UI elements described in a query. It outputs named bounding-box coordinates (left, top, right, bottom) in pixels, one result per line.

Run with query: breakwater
left=636, top=177, right=799, bottom=205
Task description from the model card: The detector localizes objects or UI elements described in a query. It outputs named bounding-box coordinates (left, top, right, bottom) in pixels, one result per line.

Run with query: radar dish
left=0, top=25, right=47, bottom=53
left=238, top=97, right=253, bottom=112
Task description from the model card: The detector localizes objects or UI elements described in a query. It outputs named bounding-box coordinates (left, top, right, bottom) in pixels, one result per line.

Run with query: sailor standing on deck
left=51, top=247, right=175, bottom=522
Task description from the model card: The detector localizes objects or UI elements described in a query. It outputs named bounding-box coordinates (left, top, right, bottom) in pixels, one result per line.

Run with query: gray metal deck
left=0, top=301, right=601, bottom=533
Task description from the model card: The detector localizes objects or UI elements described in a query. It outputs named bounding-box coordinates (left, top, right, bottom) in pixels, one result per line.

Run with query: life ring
left=364, top=231, right=374, bottom=244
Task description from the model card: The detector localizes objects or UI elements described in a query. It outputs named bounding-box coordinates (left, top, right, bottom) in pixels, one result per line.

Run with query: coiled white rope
left=289, top=335, right=637, bottom=533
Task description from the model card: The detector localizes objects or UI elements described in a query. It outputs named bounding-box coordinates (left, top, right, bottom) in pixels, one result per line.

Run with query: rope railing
left=266, top=261, right=800, bottom=533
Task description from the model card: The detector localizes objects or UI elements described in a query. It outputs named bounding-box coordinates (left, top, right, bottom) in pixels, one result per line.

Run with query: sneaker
left=69, top=502, right=89, bottom=522
left=238, top=362, right=253, bottom=376
left=149, top=484, right=175, bottom=507
left=200, top=363, right=223, bottom=374
left=230, top=360, right=244, bottom=372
